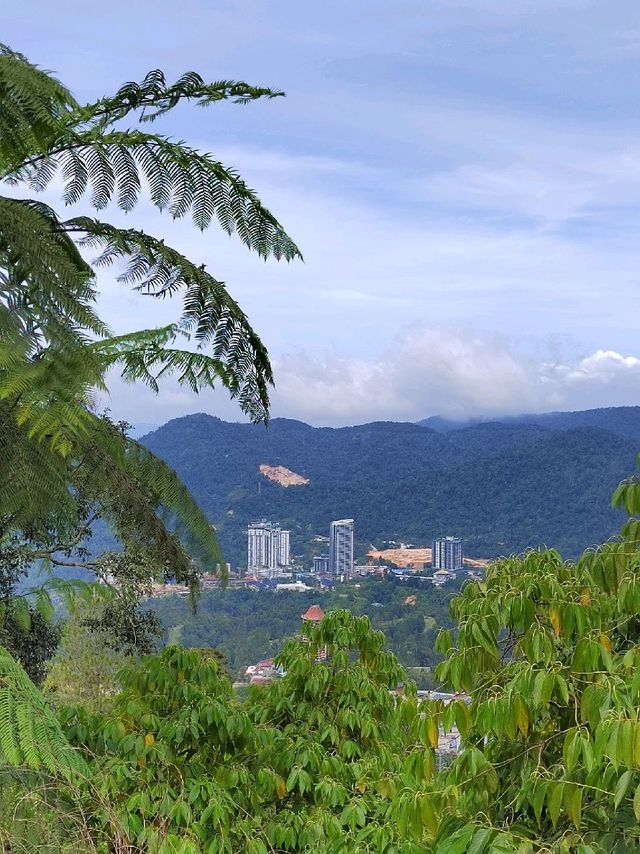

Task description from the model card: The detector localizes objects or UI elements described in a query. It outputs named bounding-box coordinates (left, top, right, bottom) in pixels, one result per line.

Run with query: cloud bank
left=269, top=329, right=640, bottom=425
left=103, top=328, right=640, bottom=428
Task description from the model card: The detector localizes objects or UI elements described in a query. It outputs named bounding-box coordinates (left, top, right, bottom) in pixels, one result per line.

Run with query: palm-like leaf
left=0, top=645, right=88, bottom=779
left=75, top=68, right=285, bottom=126
left=0, top=44, right=77, bottom=173
left=0, top=43, right=300, bottom=592
left=12, top=129, right=301, bottom=259
left=71, top=217, right=274, bottom=420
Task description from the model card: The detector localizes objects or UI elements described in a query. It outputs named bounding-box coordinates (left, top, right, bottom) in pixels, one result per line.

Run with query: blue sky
left=7, top=0, right=640, bottom=424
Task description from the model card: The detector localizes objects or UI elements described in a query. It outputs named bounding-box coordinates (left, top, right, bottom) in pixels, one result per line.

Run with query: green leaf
left=513, top=694, right=529, bottom=737
left=547, top=782, right=564, bottom=827
left=532, top=782, right=547, bottom=825
left=564, top=783, right=582, bottom=830
left=614, top=770, right=633, bottom=809
left=633, top=783, right=640, bottom=822
left=436, top=824, right=475, bottom=854
left=419, top=794, right=438, bottom=838
left=467, top=827, right=493, bottom=854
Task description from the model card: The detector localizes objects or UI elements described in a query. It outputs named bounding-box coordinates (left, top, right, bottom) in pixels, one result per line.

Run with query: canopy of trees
left=149, top=575, right=455, bottom=687
left=6, top=477, right=640, bottom=853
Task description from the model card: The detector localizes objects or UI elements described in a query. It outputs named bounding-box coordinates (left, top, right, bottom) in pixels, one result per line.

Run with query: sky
left=7, top=0, right=640, bottom=426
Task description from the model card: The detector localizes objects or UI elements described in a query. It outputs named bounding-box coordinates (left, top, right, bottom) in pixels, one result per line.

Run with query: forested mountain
left=140, top=410, right=639, bottom=566
left=419, top=405, right=640, bottom=440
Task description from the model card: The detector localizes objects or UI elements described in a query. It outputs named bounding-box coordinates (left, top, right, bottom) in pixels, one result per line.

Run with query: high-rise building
left=247, top=520, right=290, bottom=574
left=275, top=529, right=290, bottom=568
left=329, top=519, right=354, bottom=578
left=248, top=520, right=271, bottom=570
left=313, top=555, right=330, bottom=574
left=432, top=536, right=463, bottom=572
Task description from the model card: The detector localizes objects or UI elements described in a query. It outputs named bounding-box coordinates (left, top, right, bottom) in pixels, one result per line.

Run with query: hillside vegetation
left=140, top=411, right=638, bottom=566
left=149, top=575, right=456, bottom=686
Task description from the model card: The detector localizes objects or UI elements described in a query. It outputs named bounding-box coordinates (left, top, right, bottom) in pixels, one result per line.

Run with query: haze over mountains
left=140, top=406, right=640, bottom=567
left=418, top=406, right=640, bottom=440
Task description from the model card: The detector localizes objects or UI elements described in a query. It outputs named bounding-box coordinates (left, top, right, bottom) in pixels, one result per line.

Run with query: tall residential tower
left=432, top=536, right=463, bottom=572
left=247, top=520, right=291, bottom=575
left=329, top=519, right=354, bottom=578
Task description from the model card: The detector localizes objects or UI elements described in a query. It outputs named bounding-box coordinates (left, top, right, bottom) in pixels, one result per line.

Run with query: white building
left=274, top=528, right=290, bottom=568
left=432, top=536, right=463, bottom=572
left=247, top=520, right=291, bottom=575
left=329, top=519, right=354, bottom=578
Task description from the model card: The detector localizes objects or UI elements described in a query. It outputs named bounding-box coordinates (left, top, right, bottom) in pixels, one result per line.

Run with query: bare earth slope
left=259, top=464, right=309, bottom=487
left=368, top=547, right=489, bottom=569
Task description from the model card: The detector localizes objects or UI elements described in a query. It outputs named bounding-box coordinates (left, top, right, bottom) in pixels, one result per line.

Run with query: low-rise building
left=313, top=555, right=330, bottom=574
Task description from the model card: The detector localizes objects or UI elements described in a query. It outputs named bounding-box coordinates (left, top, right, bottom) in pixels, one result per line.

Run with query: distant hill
left=418, top=406, right=640, bottom=441
left=140, top=410, right=638, bottom=567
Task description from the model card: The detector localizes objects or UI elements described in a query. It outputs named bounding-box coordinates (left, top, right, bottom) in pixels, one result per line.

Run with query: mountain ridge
left=140, top=407, right=640, bottom=567
left=417, top=405, right=640, bottom=439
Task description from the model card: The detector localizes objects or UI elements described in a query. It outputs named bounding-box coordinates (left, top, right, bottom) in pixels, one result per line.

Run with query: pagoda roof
left=301, top=604, right=325, bottom=622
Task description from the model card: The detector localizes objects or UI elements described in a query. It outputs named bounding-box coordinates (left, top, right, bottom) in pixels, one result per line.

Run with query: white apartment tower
left=329, top=519, right=354, bottom=579
left=432, top=536, right=463, bottom=572
left=247, top=520, right=291, bottom=575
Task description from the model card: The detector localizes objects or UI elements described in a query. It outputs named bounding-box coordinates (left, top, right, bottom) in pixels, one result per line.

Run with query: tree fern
left=0, top=41, right=301, bottom=595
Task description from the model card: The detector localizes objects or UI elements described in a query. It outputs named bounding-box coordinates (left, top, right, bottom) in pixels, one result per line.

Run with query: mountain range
left=139, top=406, right=640, bottom=568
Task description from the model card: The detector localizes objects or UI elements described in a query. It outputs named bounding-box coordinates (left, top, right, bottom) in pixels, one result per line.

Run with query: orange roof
left=301, top=604, right=325, bottom=622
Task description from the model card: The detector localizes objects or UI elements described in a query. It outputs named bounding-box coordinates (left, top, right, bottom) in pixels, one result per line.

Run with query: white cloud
left=266, top=329, right=640, bottom=425
left=100, top=329, right=640, bottom=428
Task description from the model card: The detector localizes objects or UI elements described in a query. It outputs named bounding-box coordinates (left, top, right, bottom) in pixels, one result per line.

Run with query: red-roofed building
left=301, top=604, right=324, bottom=622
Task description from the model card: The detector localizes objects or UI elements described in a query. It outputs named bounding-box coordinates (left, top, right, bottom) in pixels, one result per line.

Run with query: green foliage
left=0, top=646, right=87, bottom=780
left=149, top=575, right=455, bottom=683
left=0, top=42, right=299, bottom=595
left=11, top=484, right=640, bottom=852
left=44, top=596, right=133, bottom=715
left=58, top=613, right=441, bottom=852
left=0, top=602, right=61, bottom=685
left=422, top=468, right=640, bottom=852
left=46, top=466, right=640, bottom=853
left=80, top=552, right=163, bottom=655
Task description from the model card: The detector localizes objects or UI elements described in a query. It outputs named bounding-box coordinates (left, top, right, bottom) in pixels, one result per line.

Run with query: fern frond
left=0, top=400, right=79, bottom=533
left=18, top=130, right=301, bottom=258
left=75, top=69, right=285, bottom=127
left=0, top=647, right=88, bottom=780
left=0, top=313, right=106, bottom=451
left=0, top=196, right=106, bottom=342
left=64, top=218, right=273, bottom=419
left=93, top=325, right=232, bottom=393
left=0, top=44, right=77, bottom=174
left=75, top=418, right=225, bottom=583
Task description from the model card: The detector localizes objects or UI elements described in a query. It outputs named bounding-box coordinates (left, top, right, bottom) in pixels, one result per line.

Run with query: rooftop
left=301, top=604, right=325, bottom=622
